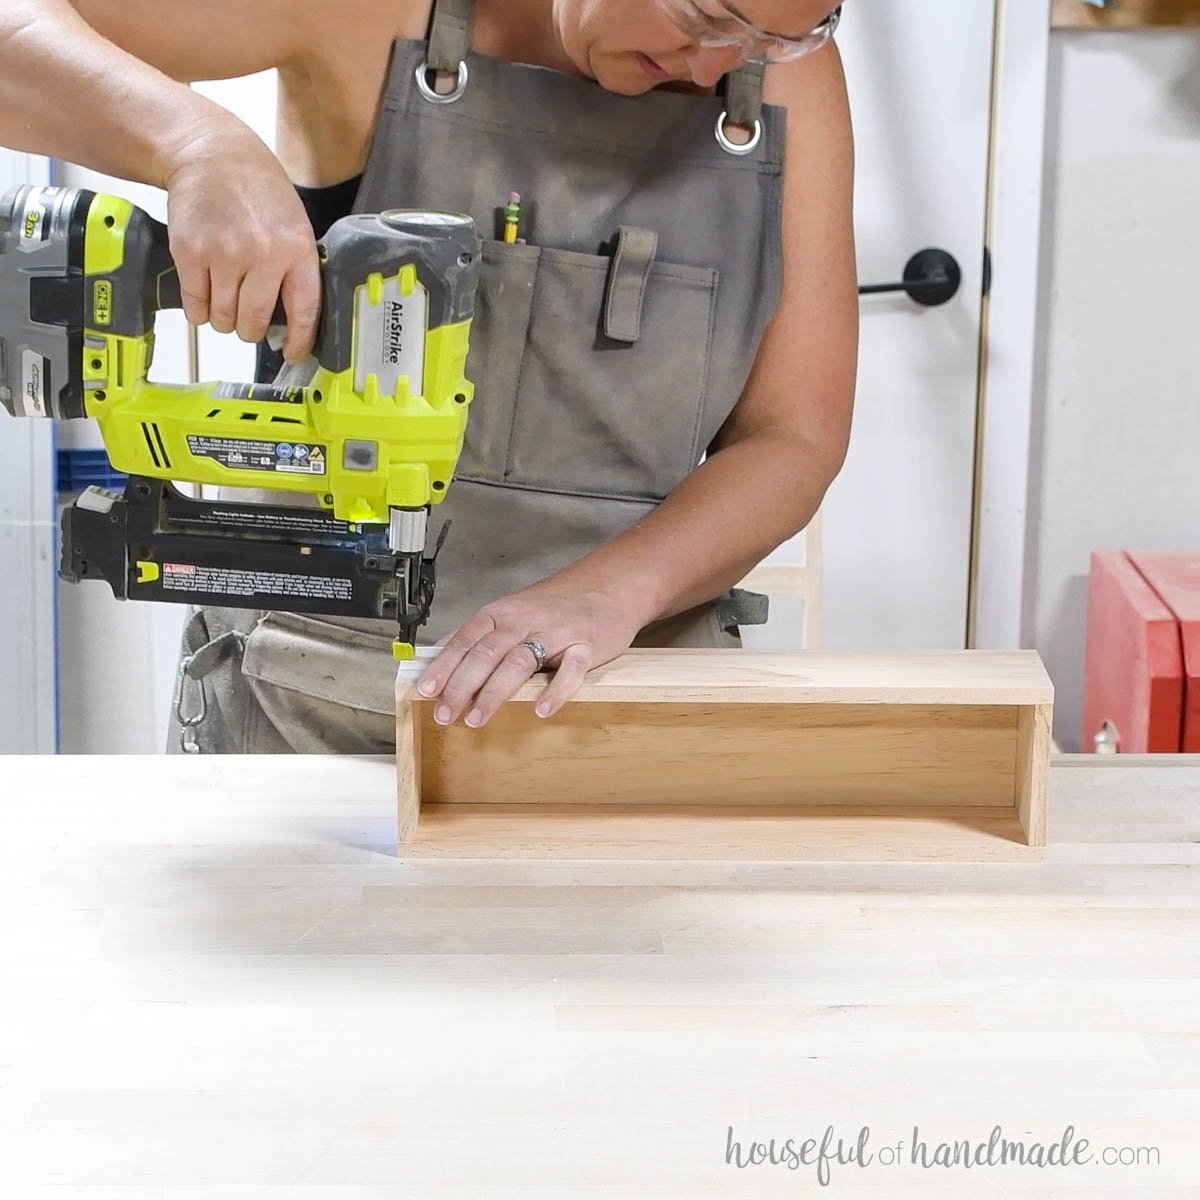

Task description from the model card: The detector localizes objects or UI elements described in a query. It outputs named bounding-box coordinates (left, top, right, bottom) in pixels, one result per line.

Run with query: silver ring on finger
left=520, top=639, right=548, bottom=672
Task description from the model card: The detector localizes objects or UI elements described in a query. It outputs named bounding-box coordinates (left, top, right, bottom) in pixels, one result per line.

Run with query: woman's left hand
left=414, top=575, right=650, bottom=727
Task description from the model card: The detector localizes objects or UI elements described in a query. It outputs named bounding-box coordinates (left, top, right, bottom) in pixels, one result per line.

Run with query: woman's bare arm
left=0, top=0, right=346, bottom=357
left=0, top=0, right=310, bottom=186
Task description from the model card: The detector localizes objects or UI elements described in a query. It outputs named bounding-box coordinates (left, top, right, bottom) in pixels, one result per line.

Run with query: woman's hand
left=415, top=575, right=651, bottom=727
left=163, top=115, right=322, bottom=363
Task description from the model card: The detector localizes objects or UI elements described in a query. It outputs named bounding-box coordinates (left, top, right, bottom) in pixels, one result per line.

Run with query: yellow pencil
left=504, top=191, right=521, bottom=244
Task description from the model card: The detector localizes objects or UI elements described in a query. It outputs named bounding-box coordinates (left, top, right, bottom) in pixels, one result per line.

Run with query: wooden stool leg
left=396, top=700, right=422, bottom=848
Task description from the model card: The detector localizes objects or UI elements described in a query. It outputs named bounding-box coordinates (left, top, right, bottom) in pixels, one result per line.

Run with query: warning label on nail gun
left=186, top=435, right=327, bottom=475
left=161, top=562, right=352, bottom=601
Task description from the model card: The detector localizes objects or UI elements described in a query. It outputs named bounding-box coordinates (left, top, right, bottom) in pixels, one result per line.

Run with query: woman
left=2, top=0, right=858, bottom=751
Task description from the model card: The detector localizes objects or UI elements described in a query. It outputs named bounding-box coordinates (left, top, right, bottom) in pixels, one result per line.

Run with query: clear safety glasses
left=654, top=0, right=841, bottom=64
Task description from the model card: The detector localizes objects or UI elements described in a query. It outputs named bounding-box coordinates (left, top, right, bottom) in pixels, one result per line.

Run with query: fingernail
left=435, top=706, right=452, bottom=725
left=465, top=708, right=483, bottom=728
left=418, top=679, right=437, bottom=696
left=536, top=702, right=552, bottom=718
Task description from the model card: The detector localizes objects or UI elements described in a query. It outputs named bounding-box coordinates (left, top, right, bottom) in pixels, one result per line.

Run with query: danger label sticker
left=186, top=435, right=326, bottom=475
left=162, top=562, right=352, bottom=601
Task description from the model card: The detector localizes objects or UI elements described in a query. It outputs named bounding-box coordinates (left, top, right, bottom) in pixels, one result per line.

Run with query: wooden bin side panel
left=396, top=700, right=421, bottom=844
left=1015, top=701, right=1052, bottom=849
left=417, top=701, right=1021, bottom=809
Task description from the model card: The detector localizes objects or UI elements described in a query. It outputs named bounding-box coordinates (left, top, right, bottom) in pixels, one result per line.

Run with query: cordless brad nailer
left=0, top=185, right=480, bottom=658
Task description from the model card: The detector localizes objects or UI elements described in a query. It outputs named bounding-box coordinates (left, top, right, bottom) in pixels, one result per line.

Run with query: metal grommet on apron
left=172, top=0, right=788, bottom=751
left=417, top=0, right=472, bottom=103
left=716, top=60, right=765, bottom=156
left=715, top=112, right=762, bottom=156
left=414, top=60, right=469, bottom=104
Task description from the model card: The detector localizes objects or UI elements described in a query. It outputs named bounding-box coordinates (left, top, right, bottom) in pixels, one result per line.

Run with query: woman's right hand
left=162, top=116, right=322, bottom=364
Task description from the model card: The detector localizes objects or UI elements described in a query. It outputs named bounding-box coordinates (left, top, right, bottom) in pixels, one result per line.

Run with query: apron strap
left=724, top=63, right=766, bottom=127
left=717, top=588, right=770, bottom=630
left=428, top=0, right=476, bottom=71
left=604, top=226, right=658, bottom=344
left=428, top=0, right=763, bottom=125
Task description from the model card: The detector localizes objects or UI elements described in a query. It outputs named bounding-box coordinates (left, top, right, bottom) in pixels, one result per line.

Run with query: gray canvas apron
left=168, top=0, right=786, bottom=753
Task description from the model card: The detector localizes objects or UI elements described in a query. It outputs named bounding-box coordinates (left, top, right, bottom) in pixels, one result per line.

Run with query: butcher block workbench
left=1, top=753, right=1199, bottom=1195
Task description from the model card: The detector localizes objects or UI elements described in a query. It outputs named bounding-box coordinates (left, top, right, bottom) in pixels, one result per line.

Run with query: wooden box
left=395, top=649, right=1054, bottom=861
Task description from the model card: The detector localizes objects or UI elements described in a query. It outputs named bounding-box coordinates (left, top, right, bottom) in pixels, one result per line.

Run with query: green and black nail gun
left=0, top=184, right=480, bottom=658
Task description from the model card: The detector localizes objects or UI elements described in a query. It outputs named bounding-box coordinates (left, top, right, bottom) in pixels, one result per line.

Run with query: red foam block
left=1081, top=550, right=1183, bottom=753
left=1127, top=551, right=1200, bottom=753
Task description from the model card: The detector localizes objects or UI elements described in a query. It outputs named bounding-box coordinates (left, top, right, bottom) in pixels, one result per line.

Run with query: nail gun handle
left=138, top=211, right=287, bottom=329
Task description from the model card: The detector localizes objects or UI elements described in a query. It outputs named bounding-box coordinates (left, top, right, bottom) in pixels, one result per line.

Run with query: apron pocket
left=240, top=610, right=397, bottom=716
left=459, top=240, right=719, bottom=503
left=460, top=239, right=539, bottom=481
left=506, top=246, right=718, bottom=502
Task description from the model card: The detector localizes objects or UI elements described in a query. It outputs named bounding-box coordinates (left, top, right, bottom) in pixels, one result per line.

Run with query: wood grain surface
left=397, top=648, right=1055, bottom=705
left=1, top=753, right=1197, bottom=1194
left=418, top=702, right=1022, bottom=808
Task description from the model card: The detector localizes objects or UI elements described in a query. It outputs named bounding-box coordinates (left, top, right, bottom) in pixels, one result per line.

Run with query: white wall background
left=0, top=150, right=57, bottom=753
left=1028, top=30, right=1200, bottom=750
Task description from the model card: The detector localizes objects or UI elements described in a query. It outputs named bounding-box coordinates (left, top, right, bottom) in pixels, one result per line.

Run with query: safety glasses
left=654, top=0, right=841, bottom=64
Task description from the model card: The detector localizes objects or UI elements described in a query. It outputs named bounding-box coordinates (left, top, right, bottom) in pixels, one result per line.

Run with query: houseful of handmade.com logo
left=724, top=1123, right=1161, bottom=1186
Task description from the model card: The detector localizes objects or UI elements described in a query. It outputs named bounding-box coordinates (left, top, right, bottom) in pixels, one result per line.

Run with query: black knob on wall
left=859, top=248, right=962, bottom=307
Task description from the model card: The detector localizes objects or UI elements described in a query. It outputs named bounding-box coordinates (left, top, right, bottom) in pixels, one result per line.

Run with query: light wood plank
left=805, top=508, right=823, bottom=648
left=397, top=648, right=1054, bottom=706
left=405, top=802, right=1038, bottom=860
left=396, top=699, right=420, bottom=844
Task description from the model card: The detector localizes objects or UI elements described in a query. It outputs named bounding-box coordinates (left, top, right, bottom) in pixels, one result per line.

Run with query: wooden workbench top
left=1, top=753, right=1198, bottom=1193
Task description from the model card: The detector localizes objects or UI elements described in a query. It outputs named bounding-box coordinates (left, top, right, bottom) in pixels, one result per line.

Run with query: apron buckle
left=173, top=629, right=248, bottom=754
